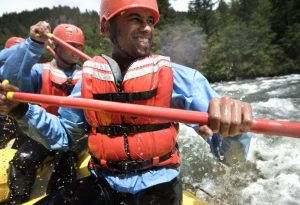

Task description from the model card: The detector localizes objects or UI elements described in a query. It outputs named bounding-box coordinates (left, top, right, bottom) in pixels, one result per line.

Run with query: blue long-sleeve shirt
left=1, top=38, right=44, bottom=90
left=0, top=45, right=25, bottom=77
left=2, top=38, right=252, bottom=194
left=0, top=46, right=18, bottom=67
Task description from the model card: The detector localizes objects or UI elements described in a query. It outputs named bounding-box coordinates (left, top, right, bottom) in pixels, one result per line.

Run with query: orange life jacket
left=40, top=62, right=82, bottom=115
left=81, top=55, right=180, bottom=173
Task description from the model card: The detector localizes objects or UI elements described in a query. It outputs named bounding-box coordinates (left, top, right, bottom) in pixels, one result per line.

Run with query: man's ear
left=101, top=19, right=110, bottom=37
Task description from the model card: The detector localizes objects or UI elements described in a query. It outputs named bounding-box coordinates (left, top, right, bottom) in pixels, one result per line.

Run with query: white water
left=178, top=74, right=300, bottom=205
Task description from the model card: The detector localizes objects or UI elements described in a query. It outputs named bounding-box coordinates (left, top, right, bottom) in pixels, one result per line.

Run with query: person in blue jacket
left=0, top=1, right=253, bottom=204
left=0, top=22, right=88, bottom=205
left=0, top=37, right=25, bottom=69
left=0, top=37, right=28, bottom=150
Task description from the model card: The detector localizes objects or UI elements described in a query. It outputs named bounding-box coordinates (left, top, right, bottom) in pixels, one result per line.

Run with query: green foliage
left=194, top=0, right=298, bottom=82
left=188, top=0, right=216, bottom=35
left=0, top=6, right=110, bottom=59
left=156, top=0, right=176, bottom=27
left=201, top=21, right=279, bottom=81
left=0, top=1, right=299, bottom=82
left=270, top=0, right=300, bottom=73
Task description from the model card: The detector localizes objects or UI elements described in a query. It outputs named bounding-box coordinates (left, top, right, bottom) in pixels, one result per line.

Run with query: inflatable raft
left=0, top=149, right=208, bottom=205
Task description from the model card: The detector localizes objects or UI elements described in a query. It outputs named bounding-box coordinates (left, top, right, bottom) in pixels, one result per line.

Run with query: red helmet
left=4, top=37, right=25, bottom=48
left=53, top=24, right=85, bottom=47
left=99, top=0, right=160, bottom=33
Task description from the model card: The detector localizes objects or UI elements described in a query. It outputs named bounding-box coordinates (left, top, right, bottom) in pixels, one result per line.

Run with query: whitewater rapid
left=178, top=74, right=300, bottom=205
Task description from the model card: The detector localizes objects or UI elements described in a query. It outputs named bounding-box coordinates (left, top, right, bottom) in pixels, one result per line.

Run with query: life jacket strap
left=96, top=123, right=171, bottom=136
left=93, top=88, right=157, bottom=102
left=90, top=151, right=173, bottom=173
left=51, top=80, right=74, bottom=95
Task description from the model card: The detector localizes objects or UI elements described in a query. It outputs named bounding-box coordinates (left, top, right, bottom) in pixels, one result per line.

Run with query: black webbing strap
left=93, top=88, right=157, bottom=103
left=51, top=80, right=74, bottom=95
left=101, top=54, right=123, bottom=89
left=91, top=152, right=172, bottom=173
left=107, top=153, right=171, bottom=172
left=96, top=123, right=171, bottom=136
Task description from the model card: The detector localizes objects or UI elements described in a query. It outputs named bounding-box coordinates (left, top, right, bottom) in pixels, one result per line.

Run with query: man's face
left=56, top=43, right=83, bottom=65
left=110, top=8, right=155, bottom=59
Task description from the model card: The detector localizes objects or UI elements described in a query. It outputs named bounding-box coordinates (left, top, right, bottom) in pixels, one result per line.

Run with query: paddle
left=35, top=32, right=91, bottom=61
left=6, top=91, right=300, bottom=139
left=45, top=45, right=57, bottom=59
left=9, top=34, right=300, bottom=138
left=46, top=33, right=91, bottom=61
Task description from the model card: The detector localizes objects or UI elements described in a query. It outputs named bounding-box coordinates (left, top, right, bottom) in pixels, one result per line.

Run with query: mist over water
left=178, top=74, right=300, bottom=205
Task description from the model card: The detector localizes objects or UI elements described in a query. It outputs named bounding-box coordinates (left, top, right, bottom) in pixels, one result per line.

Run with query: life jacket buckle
left=51, top=79, right=74, bottom=95
left=152, top=156, right=160, bottom=166
left=92, top=150, right=175, bottom=173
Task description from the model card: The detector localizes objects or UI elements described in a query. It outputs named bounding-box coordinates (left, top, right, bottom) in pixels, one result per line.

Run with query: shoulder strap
left=102, top=54, right=123, bottom=89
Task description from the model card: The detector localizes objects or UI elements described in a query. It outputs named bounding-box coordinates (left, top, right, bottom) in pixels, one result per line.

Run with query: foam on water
left=241, top=173, right=300, bottom=205
left=179, top=74, right=300, bottom=205
left=252, top=98, right=298, bottom=120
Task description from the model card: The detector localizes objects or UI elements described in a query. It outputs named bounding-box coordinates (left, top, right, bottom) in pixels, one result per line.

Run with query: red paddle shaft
left=46, top=46, right=57, bottom=59
left=7, top=92, right=300, bottom=139
left=47, top=33, right=91, bottom=61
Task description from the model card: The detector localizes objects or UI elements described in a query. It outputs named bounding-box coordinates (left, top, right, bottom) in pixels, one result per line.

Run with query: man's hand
left=29, top=21, right=51, bottom=43
left=199, top=96, right=253, bottom=139
left=0, top=82, right=21, bottom=115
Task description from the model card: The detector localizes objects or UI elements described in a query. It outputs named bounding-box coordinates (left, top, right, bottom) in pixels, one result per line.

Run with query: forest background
left=0, top=0, right=299, bottom=82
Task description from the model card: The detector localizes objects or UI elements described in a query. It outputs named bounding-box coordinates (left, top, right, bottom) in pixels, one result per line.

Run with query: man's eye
left=148, top=18, right=154, bottom=25
left=130, top=18, right=140, bottom=22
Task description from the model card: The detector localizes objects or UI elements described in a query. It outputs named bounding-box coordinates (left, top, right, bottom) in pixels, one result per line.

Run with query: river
left=179, top=74, right=300, bottom=205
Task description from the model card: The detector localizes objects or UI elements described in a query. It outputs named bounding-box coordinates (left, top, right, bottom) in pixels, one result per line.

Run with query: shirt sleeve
left=2, top=38, right=44, bottom=92
left=171, top=62, right=253, bottom=164
left=171, top=62, right=219, bottom=129
left=17, top=79, right=87, bottom=151
left=0, top=46, right=17, bottom=67
left=0, top=46, right=19, bottom=78
left=0, top=49, right=9, bottom=67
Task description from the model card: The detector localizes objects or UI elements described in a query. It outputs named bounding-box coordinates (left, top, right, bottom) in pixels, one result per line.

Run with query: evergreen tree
left=0, top=2, right=298, bottom=81
left=200, top=0, right=281, bottom=81
left=270, top=0, right=300, bottom=72
left=188, top=0, right=215, bottom=35
left=156, top=0, right=175, bottom=27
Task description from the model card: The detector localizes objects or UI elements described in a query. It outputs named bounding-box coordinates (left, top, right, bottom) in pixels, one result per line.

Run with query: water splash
left=179, top=74, right=300, bottom=204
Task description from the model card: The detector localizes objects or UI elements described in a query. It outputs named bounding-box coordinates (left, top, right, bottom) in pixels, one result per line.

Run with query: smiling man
left=0, top=0, right=253, bottom=204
